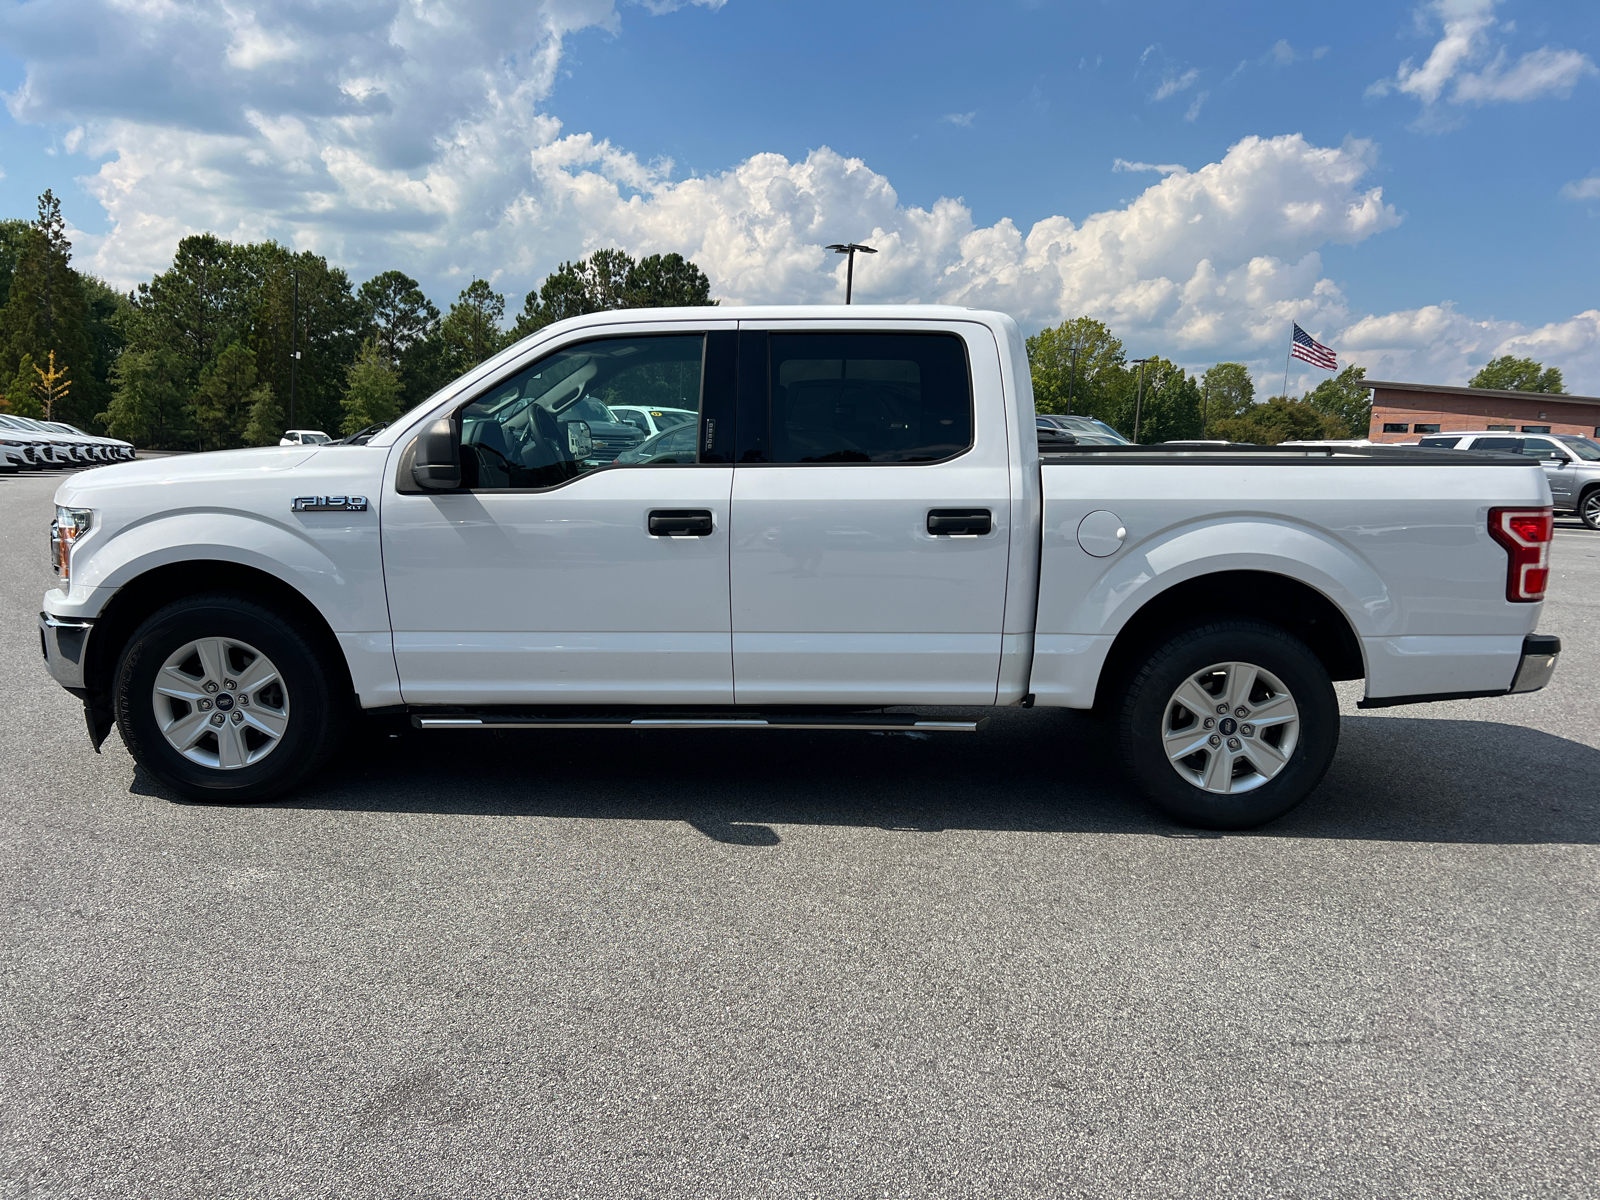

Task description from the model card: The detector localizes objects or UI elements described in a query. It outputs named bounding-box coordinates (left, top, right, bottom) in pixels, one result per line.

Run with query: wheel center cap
left=1218, top=717, right=1237, bottom=736
left=214, top=692, right=235, bottom=712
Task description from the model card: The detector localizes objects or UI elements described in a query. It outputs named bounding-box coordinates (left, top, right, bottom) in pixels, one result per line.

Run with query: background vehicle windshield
left=1556, top=436, right=1600, bottom=461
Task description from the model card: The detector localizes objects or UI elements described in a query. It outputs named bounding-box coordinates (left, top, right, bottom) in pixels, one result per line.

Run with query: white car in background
left=607, top=405, right=698, bottom=439
left=44, top=420, right=135, bottom=462
left=280, top=430, right=333, bottom=447
left=0, top=414, right=78, bottom=465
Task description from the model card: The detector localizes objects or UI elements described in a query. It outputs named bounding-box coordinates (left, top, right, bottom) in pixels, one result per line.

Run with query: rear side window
left=1469, top=437, right=1521, bottom=453
left=1419, top=436, right=1462, bottom=448
left=766, top=333, right=972, bottom=464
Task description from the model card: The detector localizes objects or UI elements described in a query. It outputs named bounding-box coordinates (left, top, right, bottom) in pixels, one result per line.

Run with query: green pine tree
left=341, top=337, right=404, bottom=434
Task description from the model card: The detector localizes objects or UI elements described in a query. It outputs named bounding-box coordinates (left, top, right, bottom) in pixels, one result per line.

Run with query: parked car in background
left=280, top=430, right=333, bottom=446
left=1039, top=413, right=1132, bottom=444
left=615, top=420, right=698, bottom=464
left=1418, top=431, right=1600, bottom=530
left=547, top=395, right=645, bottom=463
left=609, top=405, right=697, bottom=439
left=0, top=414, right=78, bottom=465
left=43, top=420, right=135, bottom=462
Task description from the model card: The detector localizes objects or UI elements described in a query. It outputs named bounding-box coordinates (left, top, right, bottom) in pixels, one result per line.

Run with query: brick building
left=1365, top=380, right=1600, bottom=444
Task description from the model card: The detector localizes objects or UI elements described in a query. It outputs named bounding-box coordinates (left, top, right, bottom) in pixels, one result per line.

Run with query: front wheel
left=1116, top=619, right=1339, bottom=829
left=1580, top=489, right=1600, bottom=532
left=115, top=593, right=349, bottom=802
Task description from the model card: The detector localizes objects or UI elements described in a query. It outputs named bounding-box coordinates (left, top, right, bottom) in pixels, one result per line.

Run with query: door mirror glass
left=411, top=418, right=462, bottom=489
left=566, top=420, right=593, bottom=461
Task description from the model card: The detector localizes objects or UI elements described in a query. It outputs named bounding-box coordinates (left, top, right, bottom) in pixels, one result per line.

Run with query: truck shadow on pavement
left=142, top=706, right=1600, bottom=846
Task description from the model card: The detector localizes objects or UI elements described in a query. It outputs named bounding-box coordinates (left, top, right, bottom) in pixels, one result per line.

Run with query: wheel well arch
left=84, top=561, right=353, bottom=702
left=1091, top=570, right=1364, bottom=712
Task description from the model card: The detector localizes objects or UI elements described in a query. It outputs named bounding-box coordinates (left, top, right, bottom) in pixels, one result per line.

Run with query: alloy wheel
left=151, top=636, right=290, bottom=769
left=1161, top=660, right=1300, bottom=794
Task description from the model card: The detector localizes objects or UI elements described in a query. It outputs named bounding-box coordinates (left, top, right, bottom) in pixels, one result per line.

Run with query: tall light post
left=1129, top=357, right=1154, bottom=444
left=288, top=269, right=299, bottom=428
left=825, top=242, right=876, bottom=304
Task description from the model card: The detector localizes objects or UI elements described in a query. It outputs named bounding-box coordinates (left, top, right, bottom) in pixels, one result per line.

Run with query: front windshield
left=1557, top=436, right=1600, bottom=461
left=564, top=397, right=618, bottom=426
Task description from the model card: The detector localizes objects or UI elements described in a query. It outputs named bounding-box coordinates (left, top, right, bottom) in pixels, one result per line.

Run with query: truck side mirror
left=411, top=418, right=461, bottom=489
left=567, top=420, right=593, bottom=461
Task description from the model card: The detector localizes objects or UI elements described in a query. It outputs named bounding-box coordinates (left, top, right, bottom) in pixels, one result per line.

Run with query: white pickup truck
left=39, top=306, right=1562, bottom=828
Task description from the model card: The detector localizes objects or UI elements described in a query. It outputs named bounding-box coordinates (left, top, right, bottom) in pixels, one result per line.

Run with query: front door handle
left=927, top=508, right=992, bottom=536
left=649, top=509, right=714, bottom=536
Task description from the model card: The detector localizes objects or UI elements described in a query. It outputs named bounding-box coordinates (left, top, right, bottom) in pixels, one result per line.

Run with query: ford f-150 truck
left=39, top=306, right=1562, bottom=828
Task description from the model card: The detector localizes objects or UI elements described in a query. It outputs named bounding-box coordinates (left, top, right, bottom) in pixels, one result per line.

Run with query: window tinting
left=1517, top=439, right=1567, bottom=461
left=1470, top=437, right=1521, bottom=453
left=1419, top=436, right=1462, bottom=448
left=766, top=333, right=972, bottom=464
left=457, top=335, right=704, bottom=489
left=1557, top=436, right=1600, bottom=461
left=1382, top=423, right=1409, bottom=433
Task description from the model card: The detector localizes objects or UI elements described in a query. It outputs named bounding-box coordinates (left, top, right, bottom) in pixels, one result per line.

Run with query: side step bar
left=412, top=713, right=989, bottom=733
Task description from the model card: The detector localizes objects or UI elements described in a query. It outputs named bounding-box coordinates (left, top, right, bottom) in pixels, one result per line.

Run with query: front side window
left=1557, top=436, right=1600, bottom=461
left=457, top=335, right=704, bottom=489
left=766, top=333, right=972, bottom=464
left=1518, top=439, right=1568, bottom=461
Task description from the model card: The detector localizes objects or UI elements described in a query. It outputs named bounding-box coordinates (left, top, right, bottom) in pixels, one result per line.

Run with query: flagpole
left=1282, top=322, right=1292, bottom=398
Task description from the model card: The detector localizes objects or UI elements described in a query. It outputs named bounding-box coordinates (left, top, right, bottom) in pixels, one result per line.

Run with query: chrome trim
left=414, top=715, right=988, bottom=732
left=1510, top=634, right=1561, bottom=694
left=39, top=612, right=93, bottom=689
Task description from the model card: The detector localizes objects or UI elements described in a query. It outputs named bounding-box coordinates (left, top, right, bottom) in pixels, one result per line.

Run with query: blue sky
left=1, top=0, right=1597, bottom=389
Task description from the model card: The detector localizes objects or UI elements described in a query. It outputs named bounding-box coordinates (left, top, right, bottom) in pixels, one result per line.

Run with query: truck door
left=728, top=325, right=1012, bottom=705
left=382, top=327, right=738, bottom=706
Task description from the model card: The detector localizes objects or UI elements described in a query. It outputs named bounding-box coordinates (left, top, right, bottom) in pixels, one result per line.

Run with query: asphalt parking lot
left=2, top=465, right=1596, bottom=1199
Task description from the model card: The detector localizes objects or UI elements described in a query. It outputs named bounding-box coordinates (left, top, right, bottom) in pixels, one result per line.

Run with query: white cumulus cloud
left=1, top=0, right=1596, bottom=392
left=1369, top=0, right=1596, bottom=119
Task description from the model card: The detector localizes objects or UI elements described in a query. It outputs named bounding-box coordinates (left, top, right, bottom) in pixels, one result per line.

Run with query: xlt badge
left=291, top=495, right=368, bottom=512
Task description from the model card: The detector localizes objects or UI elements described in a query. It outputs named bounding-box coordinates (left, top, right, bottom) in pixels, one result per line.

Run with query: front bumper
left=39, top=611, right=93, bottom=689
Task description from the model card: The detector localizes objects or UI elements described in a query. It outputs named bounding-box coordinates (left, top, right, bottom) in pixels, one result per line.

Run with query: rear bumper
left=1358, top=634, right=1560, bottom=708
left=39, top=611, right=93, bottom=689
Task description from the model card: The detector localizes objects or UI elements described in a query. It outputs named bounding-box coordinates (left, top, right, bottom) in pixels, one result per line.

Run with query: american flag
left=1291, top=323, right=1337, bottom=370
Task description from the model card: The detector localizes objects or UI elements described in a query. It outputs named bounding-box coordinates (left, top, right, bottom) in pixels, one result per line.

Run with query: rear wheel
left=1580, top=488, right=1600, bottom=532
left=1116, top=619, right=1339, bottom=829
left=115, top=593, right=348, bottom=802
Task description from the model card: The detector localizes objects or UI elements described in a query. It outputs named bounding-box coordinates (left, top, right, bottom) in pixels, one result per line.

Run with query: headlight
left=51, top=506, right=93, bottom=589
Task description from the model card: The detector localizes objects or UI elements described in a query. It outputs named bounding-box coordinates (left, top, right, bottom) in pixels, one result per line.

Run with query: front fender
left=47, top=507, right=387, bottom=633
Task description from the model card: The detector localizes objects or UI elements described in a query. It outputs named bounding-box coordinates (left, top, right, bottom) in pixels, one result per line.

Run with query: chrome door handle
left=927, top=509, right=992, bottom=536
left=649, top=509, right=714, bottom=536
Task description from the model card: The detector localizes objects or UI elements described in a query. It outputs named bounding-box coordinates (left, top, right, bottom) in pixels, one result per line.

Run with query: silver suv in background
left=1420, top=431, right=1600, bottom=530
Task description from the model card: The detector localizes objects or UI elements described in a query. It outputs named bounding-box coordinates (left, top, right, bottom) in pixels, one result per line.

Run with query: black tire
left=1580, top=488, right=1600, bottom=533
left=115, top=592, right=349, bottom=803
left=1115, top=618, right=1339, bottom=830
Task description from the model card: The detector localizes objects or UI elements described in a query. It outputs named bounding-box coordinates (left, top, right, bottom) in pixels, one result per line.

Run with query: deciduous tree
left=1469, top=356, right=1564, bottom=393
left=1209, top=396, right=1346, bottom=445
left=1303, top=365, right=1371, bottom=438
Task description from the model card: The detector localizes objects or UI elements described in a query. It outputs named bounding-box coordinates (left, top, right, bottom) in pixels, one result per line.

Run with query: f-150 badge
left=291, top=495, right=368, bottom=512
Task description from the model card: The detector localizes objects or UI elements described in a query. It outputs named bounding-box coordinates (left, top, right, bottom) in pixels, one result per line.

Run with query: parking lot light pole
left=1129, top=357, right=1153, bottom=444
left=825, top=243, right=877, bottom=304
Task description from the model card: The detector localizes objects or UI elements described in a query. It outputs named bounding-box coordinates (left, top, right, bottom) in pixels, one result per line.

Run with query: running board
left=412, top=713, right=988, bottom=733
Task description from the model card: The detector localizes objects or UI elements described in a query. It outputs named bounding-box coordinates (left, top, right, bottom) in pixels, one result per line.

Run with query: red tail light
left=1487, top=507, right=1553, bottom=602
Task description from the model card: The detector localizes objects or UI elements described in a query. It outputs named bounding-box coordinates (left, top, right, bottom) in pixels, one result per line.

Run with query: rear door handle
left=649, top=509, right=715, bottom=536
left=927, top=509, right=992, bottom=536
